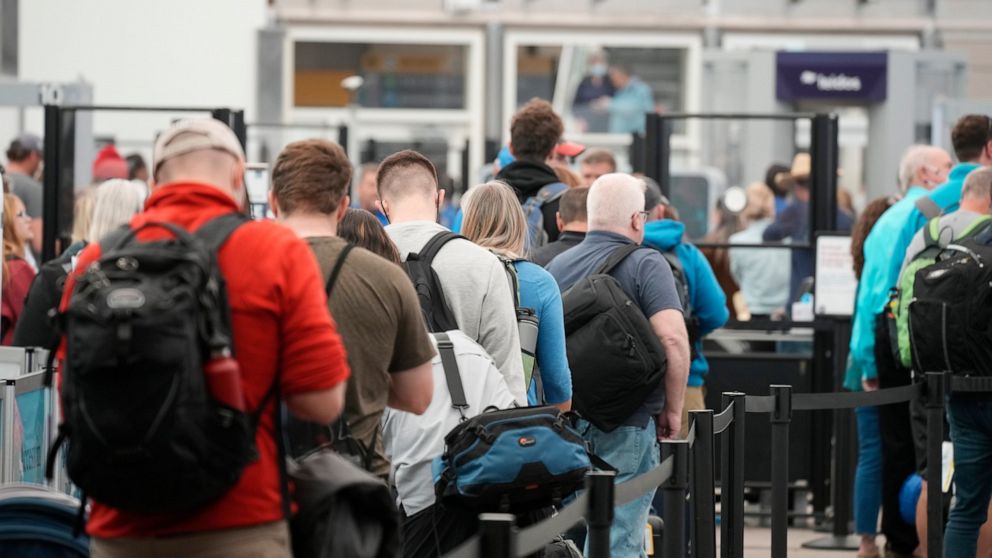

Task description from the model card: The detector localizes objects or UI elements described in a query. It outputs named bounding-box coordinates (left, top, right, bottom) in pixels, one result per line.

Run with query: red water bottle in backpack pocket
left=204, top=348, right=245, bottom=411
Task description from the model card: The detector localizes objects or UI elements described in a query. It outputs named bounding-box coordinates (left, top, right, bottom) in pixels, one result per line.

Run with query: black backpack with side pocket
left=907, top=230, right=992, bottom=378
left=47, top=214, right=269, bottom=514
left=560, top=244, right=668, bottom=432
left=403, top=231, right=461, bottom=333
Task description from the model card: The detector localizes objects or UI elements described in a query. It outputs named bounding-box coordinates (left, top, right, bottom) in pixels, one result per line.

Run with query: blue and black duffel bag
left=431, top=336, right=608, bottom=513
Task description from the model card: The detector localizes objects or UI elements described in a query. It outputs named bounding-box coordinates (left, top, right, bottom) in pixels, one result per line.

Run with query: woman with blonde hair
left=460, top=181, right=572, bottom=410
left=2, top=194, right=37, bottom=344
left=13, top=180, right=147, bottom=347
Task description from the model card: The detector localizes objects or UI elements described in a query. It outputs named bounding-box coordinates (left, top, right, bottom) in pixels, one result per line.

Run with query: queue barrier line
left=614, top=456, right=674, bottom=508
left=444, top=536, right=480, bottom=558
left=744, top=395, right=775, bottom=414
left=712, top=401, right=735, bottom=434
left=792, top=382, right=923, bottom=411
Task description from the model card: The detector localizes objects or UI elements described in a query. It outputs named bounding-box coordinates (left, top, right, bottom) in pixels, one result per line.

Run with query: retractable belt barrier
left=439, top=372, right=992, bottom=558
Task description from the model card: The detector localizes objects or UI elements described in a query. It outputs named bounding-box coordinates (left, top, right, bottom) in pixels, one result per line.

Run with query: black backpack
left=403, top=231, right=461, bottom=333
left=48, top=214, right=268, bottom=513
left=560, top=244, right=668, bottom=432
left=908, top=230, right=992, bottom=378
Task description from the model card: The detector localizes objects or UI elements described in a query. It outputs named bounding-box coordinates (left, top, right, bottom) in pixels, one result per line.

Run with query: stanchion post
left=662, top=440, right=689, bottom=558
left=690, top=410, right=716, bottom=558
left=585, top=470, right=616, bottom=558
left=1, top=379, right=17, bottom=483
left=925, top=372, right=946, bottom=558
left=479, top=513, right=516, bottom=558
left=721, top=392, right=746, bottom=558
left=770, top=385, right=793, bottom=558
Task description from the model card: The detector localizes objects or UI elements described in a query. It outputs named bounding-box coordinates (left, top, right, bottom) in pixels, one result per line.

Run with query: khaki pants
left=91, top=520, right=291, bottom=558
left=681, top=385, right=707, bottom=439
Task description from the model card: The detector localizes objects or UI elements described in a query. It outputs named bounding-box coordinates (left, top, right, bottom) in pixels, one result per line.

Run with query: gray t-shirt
left=547, top=230, right=683, bottom=428
left=900, top=210, right=990, bottom=276
left=386, top=220, right=527, bottom=405
left=8, top=172, right=43, bottom=219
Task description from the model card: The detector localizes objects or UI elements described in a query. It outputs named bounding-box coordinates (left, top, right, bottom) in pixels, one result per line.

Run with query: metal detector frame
left=41, top=105, right=246, bottom=262
left=644, top=111, right=859, bottom=549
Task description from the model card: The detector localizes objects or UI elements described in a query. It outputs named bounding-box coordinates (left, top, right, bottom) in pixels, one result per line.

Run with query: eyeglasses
left=636, top=211, right=649, bottom=220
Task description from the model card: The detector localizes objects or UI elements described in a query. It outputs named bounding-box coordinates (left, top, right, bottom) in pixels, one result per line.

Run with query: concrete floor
left=737, top=527, right=864, bottom=558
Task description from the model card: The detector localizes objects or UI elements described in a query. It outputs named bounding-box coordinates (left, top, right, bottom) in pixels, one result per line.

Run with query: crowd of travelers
left=1, top=101, right=991, bottom=558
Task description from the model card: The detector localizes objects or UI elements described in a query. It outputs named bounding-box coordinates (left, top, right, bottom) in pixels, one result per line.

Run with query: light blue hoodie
left=643, top=220, right=729, bottom=387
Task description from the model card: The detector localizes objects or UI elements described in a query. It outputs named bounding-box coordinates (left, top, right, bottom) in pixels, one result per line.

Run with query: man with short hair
left=380, top=149, right=527, bottom=404
left=530, top=186, right=589, bottom=267
left=270, top=139, right=436, bottom=479
left=5, top=133, right=44, bottom=255
left=498, top=98, right=567, bottom=244
left=547, top=173, right=690, bottom=557
left=849, top=140, right=958, bottom=558
left=65, top=119, right=350, bottom=558
left=641, top=180, right=728, bottom=437
left=579, top=148, right=617, bottom=187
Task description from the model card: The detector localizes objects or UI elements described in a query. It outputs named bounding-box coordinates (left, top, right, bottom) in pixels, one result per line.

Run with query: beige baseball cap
left=153, top=118, right=245, bottom=177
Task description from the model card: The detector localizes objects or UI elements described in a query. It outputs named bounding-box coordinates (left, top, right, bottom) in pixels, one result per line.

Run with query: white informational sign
left=814, top=235, right=857, bottom=317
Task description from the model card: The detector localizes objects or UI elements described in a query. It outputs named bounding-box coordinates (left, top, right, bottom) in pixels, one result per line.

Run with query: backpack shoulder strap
left=325, top=244, right=356, bottom=298
left=915, top=196, right=942, bottom=220
left=435, top=333, right=468, bottom=419
left=923, top=217, right=942, bottom=248
left=958, top=215, right=992, bottom=240
left=660, top=250, right=684, bottom=276
left=595, top=244, right=643, bottom=276
left=535, top=182, right=568, bottom=205
left=496, top=254, right=522, bottom=309
left=97, top=226, right=132, bottom=254
left=414, top=231, right=462, bottom=265
left=194, top=213, right=251, bottom=253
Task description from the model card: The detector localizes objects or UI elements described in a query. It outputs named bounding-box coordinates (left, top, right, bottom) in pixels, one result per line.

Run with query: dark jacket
left=13, top=242, right=87, bottom=348
left=531, top=231, right=586, bottom=268
left=497, top=161, right=563, bottom=243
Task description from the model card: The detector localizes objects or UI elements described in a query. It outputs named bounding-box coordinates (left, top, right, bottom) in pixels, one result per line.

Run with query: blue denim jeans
left=945, top=395, right=992, bottom=558
left=578, top=417, right=660, bottom=558
left=854, top=405, right=882, bottom=535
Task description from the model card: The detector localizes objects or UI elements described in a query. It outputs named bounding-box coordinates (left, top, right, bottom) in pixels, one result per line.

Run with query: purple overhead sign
left=776, top=51, right=888, bottom=102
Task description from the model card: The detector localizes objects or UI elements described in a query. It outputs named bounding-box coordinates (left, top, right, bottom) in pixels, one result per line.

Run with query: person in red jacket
left=2, top=193, right=36, bottom=345
left=61, top=119, right=351, bottom=558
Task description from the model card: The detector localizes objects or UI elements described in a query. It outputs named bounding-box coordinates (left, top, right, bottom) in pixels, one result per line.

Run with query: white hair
left=898, top=145, right=945, bottom=191
left=587, top=173, right=645, bottom=231
left=88, top=179, right=148, bottom=242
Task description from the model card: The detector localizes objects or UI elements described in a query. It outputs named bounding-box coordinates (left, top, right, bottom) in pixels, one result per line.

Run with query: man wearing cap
left=497, top=98, right=569, bottom=246
left=763, top=153, right=854, bottom=306
left=5, top=133, right=44, bottom=255
left=641, top=179, right=728, bottom=436
left=61, top=119, right=350, bottom=558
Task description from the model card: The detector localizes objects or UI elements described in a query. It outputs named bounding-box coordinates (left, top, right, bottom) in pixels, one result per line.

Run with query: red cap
left=555, top=140, right=586, bottom=158
left=92, top=144, right=129, bottom=180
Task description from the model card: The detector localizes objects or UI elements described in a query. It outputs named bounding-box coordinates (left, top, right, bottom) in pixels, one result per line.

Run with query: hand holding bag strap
left=594, top=243, right=643, bottom=276
left=435, top=333, right=468, bottom=419
left=915, top=196, right=942, bottom=220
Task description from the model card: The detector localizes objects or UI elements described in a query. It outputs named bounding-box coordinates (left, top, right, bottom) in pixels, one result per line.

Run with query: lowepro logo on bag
left=518, top=436, right=536, bottom=447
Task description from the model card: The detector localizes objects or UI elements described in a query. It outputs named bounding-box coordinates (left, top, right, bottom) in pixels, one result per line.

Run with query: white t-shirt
left=382, top=330, right=517, bottom=516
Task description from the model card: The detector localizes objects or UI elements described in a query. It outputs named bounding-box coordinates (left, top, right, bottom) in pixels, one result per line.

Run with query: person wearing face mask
left=572, top=51, right=615, bottom=133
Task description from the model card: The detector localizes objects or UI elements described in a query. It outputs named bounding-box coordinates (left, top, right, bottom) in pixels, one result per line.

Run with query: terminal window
left=294, top=41, right=467, bottom=110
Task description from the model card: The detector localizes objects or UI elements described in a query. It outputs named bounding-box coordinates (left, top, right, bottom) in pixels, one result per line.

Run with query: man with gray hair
left=897, top=144, right=953, bottom=193
left=547, top=173, right=689, bottom=558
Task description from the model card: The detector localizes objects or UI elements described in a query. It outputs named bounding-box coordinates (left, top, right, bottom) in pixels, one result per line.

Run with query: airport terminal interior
left=2, top=1, right=992, bottom=557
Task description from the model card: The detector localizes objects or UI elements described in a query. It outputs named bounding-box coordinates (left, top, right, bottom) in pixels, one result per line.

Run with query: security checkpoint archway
left=700, top=49, right=967, bottom=203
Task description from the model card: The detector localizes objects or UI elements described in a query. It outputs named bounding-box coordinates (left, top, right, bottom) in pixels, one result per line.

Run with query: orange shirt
left=60, top=182, right=350, bottom=538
